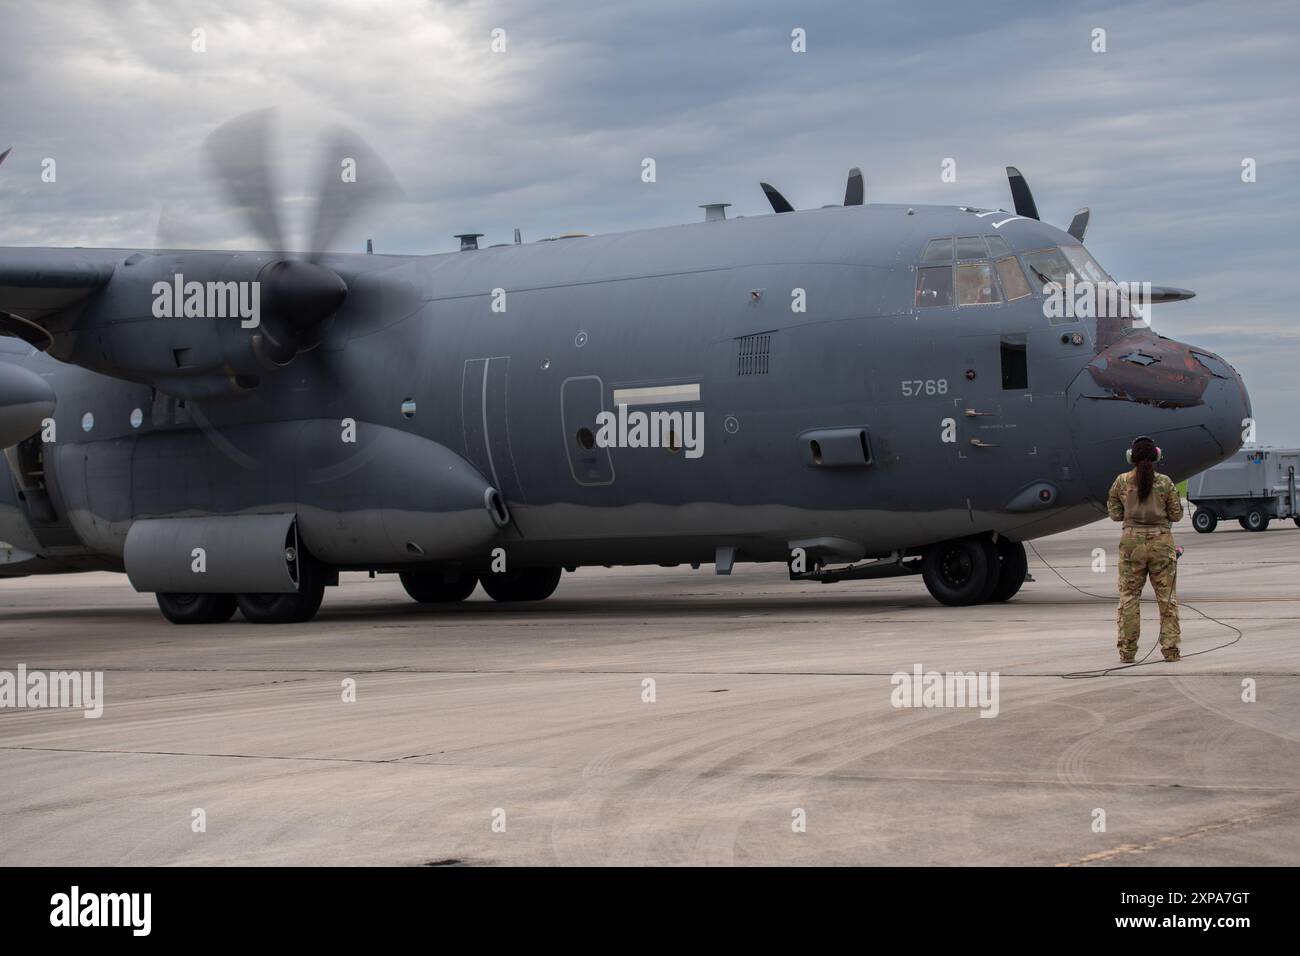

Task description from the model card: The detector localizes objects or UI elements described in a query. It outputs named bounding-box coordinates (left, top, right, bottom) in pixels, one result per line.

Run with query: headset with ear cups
left=1125, top=435, right=1164, bottom=464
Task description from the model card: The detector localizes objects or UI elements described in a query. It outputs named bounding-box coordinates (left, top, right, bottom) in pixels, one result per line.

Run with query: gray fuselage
left=0, top=202, right=1251, bottom=578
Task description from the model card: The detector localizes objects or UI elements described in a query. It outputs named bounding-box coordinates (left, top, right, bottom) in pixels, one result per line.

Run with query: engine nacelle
left=49, top=252, right=346, bottom=401
left=0, top=361, right=55, bottom=448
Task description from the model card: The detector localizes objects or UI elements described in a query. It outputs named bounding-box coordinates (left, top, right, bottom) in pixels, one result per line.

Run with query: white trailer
left=1187, top=446, right=1300, bottom=532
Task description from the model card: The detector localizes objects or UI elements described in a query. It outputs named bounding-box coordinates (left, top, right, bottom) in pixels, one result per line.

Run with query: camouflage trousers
left=1116, top=528, right=1180, bottom=661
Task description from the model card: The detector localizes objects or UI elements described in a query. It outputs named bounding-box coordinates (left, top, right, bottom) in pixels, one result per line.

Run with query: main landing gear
left=155, top=592, right=238, bottom=625
left=478, top=567, right=562, bottom=602
left=920, top=536, right=1027, bottom=606
left=155, top=549, right=327, bottom=624
left=400, top=566, right=479, bottom=603
left=398, top=565, right=563, bottom=604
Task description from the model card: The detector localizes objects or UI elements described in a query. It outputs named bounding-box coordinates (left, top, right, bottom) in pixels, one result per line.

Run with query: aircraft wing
left=0, top=247, right=116, bottom=346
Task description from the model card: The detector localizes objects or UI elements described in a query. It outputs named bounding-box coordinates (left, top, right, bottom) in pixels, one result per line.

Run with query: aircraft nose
left=1187, top=345, right=1252, bottom=458
left=1066, top=333, right=1251, bottom=503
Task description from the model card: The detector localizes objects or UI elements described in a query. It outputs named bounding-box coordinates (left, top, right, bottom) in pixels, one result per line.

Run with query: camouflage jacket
left=1107, top=469, right=1183, bottom=528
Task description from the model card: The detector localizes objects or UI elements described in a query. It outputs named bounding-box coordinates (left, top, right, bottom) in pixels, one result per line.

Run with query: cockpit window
left=921, top=238, right=954, bottom=263
left=955, top=236, right=986, bottom=260
left=956, top=262, right=1000, bottom=305
left=984, top=235, right=1012, bottom=258
left=915, top=265, right=954, bottom=307
left=1021, top=247, right=1078, bottom=293
left=1060, top=245, right=1112, bottom=284
left=995, top=256, right=1031, bottom=300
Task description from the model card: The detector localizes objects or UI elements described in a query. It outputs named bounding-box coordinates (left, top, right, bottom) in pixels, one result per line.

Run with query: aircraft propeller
left=1004, top=166, right=1193, bottom=303
left=1007, top=165, right=1091, bottom=243
left=196, top=110, right=403, bottom=366
left=760, top=167, right=865, bottom=214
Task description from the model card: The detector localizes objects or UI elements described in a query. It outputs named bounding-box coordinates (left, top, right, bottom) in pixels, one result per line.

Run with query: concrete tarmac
left=1, top=513, right=1297, bottom=866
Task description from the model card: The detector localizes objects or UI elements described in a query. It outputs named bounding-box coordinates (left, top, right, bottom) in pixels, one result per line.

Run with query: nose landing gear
left=988, top=538, right=1028, bottom=602
left=920, top=536, right=1027, bottom=606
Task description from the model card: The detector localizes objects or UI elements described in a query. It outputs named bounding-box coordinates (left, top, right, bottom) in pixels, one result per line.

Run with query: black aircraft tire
left=988, top=539, right=1028, bottom=603
left=1192, top=509, right=1217, bottom=533
left=237, top=585, right=325, bottom=624
left=1237, top=516, right=1250, bottom=530
left=1245, top=508, right=1270, bottom=532
left=156, top=592, right=238, bottom=625
left=237, top=554, right=327, bottom=624
left=479, top=567, right=562, bottom=603
left=921, top=538, right=998, bottom=607
left=400, top=567, right=479, bottom=603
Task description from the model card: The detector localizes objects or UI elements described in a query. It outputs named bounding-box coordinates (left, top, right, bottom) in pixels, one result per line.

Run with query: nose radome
left=1187, top=346, right=1251, bottom=464
left=1066, top=335, right=1251, bottom=503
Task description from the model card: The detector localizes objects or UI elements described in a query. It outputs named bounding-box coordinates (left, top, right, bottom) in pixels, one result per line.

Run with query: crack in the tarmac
left=0, top=744, right=414, bottom=765
left=6, top=666, right=1295, bottom=678
left=1056, top=801, right=1300, bottom=866
left=4, top=744, right=1299, bottom=797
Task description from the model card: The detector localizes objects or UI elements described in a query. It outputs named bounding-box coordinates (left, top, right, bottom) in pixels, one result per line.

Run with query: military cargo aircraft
left=0, top=114, right=1250, bottom=623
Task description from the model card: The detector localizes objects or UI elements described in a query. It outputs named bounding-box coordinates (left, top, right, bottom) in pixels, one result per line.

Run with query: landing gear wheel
left=237, top=552, right=326, bottom=624
left=400, top=567, right=478, bottom=603
left=156, top=592, right=238, bottom=625
left=921, top=538, right=998, bottom=607
left=988, top=539, right=1028, bottom=602
left=237, top=587, right=325, bottom=624
left=1244, top=508, right=1270, bottom=532
left=479, top=567, right=562, bottom=603
left=1192, top=509, right=1217, bottom=533
left=1237, top=516, right=1250, bottom=530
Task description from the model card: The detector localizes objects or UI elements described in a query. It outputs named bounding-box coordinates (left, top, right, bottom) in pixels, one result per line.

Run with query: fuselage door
left=560, top=375, right=615, bottom=486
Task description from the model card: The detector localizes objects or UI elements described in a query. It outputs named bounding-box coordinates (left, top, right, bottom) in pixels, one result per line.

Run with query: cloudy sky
left=2, top=0, right=1298, bottom=441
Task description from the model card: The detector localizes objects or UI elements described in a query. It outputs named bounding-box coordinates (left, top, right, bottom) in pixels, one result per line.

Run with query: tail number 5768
left=901, top=379, right=948, bottom=397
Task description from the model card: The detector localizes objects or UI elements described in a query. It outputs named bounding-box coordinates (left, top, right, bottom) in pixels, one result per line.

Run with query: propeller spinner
left=197, top=110, right=403, bottom=366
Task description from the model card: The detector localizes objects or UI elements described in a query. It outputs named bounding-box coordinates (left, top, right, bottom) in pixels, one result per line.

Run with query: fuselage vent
left=737, top=332, right=772, bottom=375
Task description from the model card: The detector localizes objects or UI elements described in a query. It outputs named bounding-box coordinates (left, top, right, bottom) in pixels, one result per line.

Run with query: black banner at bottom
left=0, top=866, right=1279, bottom=941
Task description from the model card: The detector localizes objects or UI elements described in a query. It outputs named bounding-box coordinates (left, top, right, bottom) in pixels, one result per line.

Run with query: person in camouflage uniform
left=1107, top=436, right=1183, bottom=663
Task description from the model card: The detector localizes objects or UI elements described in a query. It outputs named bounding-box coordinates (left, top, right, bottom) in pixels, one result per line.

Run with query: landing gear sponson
left=140, top=512, right=1025, bottom=623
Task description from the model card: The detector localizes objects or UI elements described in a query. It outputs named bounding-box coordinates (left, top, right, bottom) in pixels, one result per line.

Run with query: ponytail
left=1131, top=437, right=1158, bottom=502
